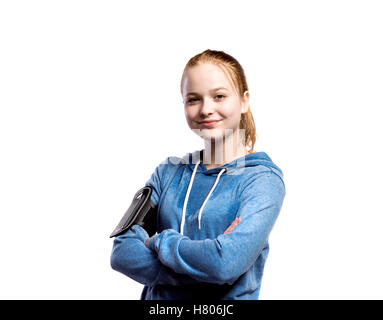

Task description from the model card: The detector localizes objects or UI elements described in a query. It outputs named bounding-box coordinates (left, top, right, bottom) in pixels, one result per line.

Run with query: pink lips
left=199, top=120, right=221, bottom=128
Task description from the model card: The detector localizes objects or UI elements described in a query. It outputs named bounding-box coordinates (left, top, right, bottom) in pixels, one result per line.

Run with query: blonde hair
left=180, top=49, right=257, bottom=153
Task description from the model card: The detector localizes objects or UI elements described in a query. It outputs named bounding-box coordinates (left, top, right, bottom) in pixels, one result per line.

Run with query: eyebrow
left=186, top=87, right=228, bottom=96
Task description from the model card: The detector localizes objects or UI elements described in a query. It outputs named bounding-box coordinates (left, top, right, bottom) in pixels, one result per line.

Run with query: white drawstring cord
left=197, top=168, right=226, bottom=229
left=180, top=160, right=227, bottom=235
left=180, top=159, right=200, bottom=235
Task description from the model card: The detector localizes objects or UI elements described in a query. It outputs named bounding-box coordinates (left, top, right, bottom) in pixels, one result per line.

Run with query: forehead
left=182, top=63, right=236, bottom=96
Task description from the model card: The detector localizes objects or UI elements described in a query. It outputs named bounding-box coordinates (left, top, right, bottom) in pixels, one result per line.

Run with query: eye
left=186, top=97, right=199, bottom=104
left=215, top=94, right=225, bottom=100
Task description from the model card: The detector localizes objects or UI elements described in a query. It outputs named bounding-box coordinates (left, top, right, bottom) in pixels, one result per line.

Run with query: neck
left=203, top=129, right=248, bottom=169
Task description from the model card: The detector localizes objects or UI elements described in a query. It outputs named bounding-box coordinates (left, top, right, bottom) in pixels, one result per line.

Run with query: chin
left=198, top=128, right=227, bottom=141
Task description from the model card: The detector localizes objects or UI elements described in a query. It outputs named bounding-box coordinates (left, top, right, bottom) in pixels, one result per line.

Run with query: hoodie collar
left=185, top=149, right=283, bottom=176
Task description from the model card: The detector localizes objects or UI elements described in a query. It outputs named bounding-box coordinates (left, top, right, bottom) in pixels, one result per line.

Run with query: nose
left=199, top=98, right=215, bottom=117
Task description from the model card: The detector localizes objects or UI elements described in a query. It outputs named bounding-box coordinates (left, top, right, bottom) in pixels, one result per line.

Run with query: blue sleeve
left=147, top=171, right=286, bottom=285
left=110, top=224, right=202, bottom=286
left=110, top=157, right=199, bottom=286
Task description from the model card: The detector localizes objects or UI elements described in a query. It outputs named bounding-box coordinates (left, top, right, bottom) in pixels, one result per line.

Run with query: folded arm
left=147, top=171, right=286, bottom=285
left=111, top=157, right=199, bottom=286
left=110, top=224, right=202, bottom=286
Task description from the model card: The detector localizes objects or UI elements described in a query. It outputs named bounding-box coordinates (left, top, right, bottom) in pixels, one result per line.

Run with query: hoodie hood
left=179, top=149, right=283, bottom=235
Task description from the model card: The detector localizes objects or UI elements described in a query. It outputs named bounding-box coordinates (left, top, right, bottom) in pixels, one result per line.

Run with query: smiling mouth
left=199, top=120, right=221, bottom=127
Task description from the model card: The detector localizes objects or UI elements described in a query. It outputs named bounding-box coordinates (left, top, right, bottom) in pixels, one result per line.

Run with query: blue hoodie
left=110, top=149, right=286, bottom=300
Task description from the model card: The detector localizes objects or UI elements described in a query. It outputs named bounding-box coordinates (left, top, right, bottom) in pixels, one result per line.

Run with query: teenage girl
left=111, top=49, right=286, bottom=300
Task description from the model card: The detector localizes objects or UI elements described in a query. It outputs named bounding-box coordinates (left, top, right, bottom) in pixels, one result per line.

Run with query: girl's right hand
left=223, top=217, right=241, bottom=234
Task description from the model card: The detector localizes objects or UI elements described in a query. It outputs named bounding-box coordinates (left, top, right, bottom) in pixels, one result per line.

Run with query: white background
left=1, top=0, right=382, bottom=299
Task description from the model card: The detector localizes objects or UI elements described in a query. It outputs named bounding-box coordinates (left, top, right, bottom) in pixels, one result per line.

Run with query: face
left=182, top=63, right=249, bottom=143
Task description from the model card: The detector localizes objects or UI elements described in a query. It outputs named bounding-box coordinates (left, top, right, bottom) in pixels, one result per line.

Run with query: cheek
left=221, top=103, right=243, bottom=126
left=184, top=108, right=197, bottom=126
left=184, top=107, right=197, bottom=119
left=221, top=102, right=241, bottom=119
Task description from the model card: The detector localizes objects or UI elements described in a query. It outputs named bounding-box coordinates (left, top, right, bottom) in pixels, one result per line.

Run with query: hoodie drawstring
left=180, top=159, right=227, bottom=235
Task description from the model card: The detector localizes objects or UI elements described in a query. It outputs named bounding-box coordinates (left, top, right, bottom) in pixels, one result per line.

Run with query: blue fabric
left=110, top=149, right=286, bottom=300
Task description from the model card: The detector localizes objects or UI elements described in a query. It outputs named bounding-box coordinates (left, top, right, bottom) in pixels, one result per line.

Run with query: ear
left=240, top=91, right=250, bottom=114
